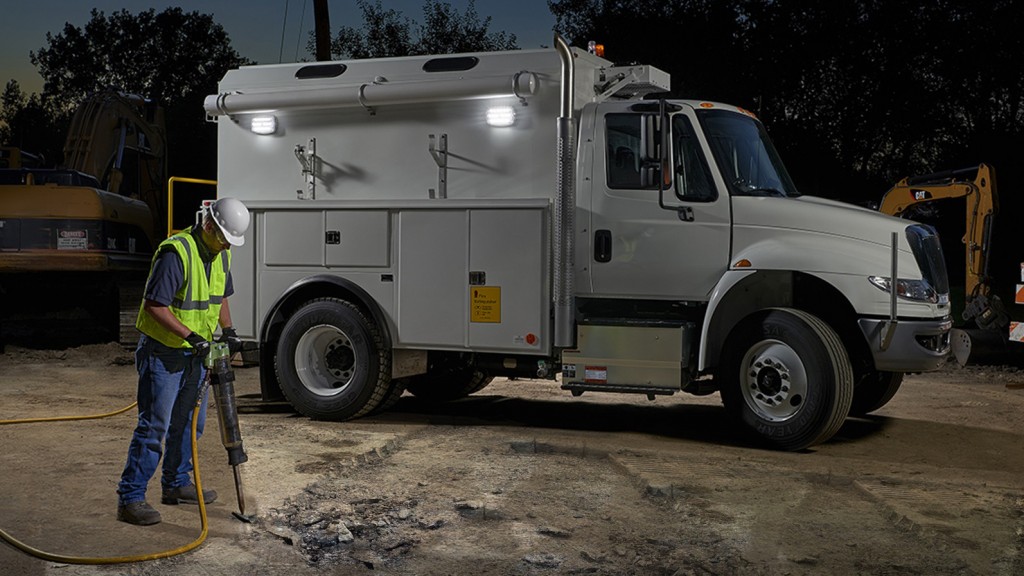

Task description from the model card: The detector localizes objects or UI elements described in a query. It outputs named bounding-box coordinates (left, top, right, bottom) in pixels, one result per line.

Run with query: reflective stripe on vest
left=135, top=230, right=231, bottom=348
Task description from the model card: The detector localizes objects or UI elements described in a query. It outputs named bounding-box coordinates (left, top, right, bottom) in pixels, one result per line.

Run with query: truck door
left=587, top=104, right=731, bottom=301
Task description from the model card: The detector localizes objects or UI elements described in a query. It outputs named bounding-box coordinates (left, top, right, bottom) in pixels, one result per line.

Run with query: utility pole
left=314, top=0, right=331, bottom=61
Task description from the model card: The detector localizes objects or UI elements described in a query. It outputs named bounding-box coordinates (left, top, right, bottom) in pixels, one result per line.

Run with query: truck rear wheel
left=720, top=308, right=853, bottom=450
left=849, top=371, right=903, bottom=416
left=370, top=378, right=407, bottom=414
left=405, top=353, right=493, bottom=402
left=274, top=298, right=391, bottom=420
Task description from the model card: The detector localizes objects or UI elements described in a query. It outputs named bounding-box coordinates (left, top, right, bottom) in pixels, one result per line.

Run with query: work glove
left=185, top=331, right=212, bottom=358
left=218, top=326, right=243, bottom=355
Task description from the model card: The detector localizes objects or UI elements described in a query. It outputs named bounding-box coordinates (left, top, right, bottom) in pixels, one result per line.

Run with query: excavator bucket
left=951, top=327, right=1008, bottom=366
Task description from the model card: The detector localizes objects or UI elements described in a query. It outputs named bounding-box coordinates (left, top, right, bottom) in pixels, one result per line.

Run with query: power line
left=295, top=0, right=308, bottom=62
left=278, top=0, right=290, bottom=63
left=279, top=0, right=290, bottom=63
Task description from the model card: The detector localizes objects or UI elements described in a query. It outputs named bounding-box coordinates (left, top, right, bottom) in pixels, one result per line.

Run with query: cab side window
left=606, top=112, right=715, bottom=201
left=673, top=115, right=716, bottom=202
left=605, top=114, right=642, bottom=189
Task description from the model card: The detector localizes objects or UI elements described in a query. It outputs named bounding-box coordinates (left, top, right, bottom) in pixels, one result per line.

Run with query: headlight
left=868, top=276, right=946, bottom=304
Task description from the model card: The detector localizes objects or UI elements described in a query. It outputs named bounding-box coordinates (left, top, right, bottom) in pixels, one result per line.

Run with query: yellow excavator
left=0, top=148, right=44, bottom=169
left=0, top=89, right=167, bottom=344
left=879, top=163, right=1007, bottom=364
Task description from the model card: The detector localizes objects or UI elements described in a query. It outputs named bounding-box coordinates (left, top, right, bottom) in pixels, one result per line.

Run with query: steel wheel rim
left=294, top=324, right=356, bottom=397
left=739, top=338, right=809, bottom=422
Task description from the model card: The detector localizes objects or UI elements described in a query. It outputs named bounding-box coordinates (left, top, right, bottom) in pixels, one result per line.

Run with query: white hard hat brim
left=214, top=219, right=246, bottom=247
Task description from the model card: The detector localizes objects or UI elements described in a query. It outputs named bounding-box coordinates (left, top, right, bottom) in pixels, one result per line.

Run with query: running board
left=561, top=382, right=676, bottom=401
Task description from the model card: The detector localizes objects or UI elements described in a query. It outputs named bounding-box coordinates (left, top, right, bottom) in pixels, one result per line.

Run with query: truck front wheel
left=274, top=298, right=391, bottom=420
left=719, top=308, right=854, bottom=450
left=849, top=371, right=903, bottom=416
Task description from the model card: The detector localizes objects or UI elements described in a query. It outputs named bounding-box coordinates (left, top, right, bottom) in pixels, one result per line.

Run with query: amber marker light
left=699, top=102, right=715, bottom=108
left=736, top=107, right=759, bottom=119
left=733, top=259, right=753, bottom=268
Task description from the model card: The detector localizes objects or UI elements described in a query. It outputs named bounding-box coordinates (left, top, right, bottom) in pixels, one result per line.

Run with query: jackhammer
left=204, top=341, right=250, bottom=522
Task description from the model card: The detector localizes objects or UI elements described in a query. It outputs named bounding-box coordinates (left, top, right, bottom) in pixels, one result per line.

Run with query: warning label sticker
left=470, top=286, right=501, bottom=323
left=58, top=230, right=87, bottom=250
left=584, top=366, right=608, bottom=383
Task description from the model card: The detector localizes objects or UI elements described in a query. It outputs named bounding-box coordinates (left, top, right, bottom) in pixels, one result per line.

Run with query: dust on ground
left=1, top=343, right=1022, bottom=576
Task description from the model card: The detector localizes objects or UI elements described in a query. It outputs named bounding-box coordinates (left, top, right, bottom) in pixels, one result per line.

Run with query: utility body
left=204, top=38, right=951, bottom=450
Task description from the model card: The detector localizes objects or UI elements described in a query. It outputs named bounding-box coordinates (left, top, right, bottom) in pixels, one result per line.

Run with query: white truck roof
left=205, top=48, right=669, bottom=117
left=204, top=47, right=669, bottom=204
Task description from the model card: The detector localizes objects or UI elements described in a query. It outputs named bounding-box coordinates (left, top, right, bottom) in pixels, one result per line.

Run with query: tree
left=551, top=0, right=1024, bottom=298
left=329, top=0, right=518, bottom=59
left=0, top=80, right=28, bottom=145
left=26, top=8, right=251, bottom=177
left=419, top=0, right=519, bottom=54
left=549, top=0, right=1024, bottom=202
left=0, top=79, right=66, bottom=164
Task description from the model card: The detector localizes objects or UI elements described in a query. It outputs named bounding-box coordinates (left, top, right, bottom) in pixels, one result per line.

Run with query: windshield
left=696, top=109, right=799, bottom=198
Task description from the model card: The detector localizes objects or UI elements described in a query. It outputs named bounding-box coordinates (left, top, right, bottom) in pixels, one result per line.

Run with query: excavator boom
left=880, top=164, right=997, bottom=300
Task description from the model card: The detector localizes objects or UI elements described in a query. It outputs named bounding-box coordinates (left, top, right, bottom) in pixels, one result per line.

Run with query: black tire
left=370, top=377, right=407, bottom=414
left=405, top=353, right=493, bottom=402
left=274, top=298, right=391, bottom=420
left=719, top=308, right=854, bottom=451
left=849, top=371, right=903, bottom=416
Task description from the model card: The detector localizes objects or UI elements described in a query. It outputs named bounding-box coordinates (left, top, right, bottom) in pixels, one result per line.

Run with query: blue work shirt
left=144, top=227, right=234, bottom=306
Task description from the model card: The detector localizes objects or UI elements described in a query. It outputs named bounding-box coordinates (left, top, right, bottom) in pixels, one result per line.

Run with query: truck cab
left=566, top=97, right=951, bottom=448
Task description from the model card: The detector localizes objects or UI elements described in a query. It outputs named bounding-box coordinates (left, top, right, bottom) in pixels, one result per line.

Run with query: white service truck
left=204, top=36, right=951, bottom=450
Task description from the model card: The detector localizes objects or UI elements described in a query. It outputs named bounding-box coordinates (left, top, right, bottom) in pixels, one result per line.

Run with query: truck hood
left=732, top=194, right=907, bottom=248
left=728, top=193, right=950, bottom=318
left=729, top=193, right=928, bottom=283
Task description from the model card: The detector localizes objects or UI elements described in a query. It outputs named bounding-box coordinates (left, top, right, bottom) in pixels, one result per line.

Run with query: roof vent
left=423, top=56, right=479, bottom=73
left=296, top=64, right=347, bottom=79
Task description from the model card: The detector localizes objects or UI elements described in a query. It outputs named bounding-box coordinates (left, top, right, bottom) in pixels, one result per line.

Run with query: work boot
left=117, top=501, right=162, bottom=526
left=162, top=484, right=217, bottom=505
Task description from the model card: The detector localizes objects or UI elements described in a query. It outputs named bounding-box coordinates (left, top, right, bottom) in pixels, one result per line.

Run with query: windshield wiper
left=751, top=187, right=786, bottom=197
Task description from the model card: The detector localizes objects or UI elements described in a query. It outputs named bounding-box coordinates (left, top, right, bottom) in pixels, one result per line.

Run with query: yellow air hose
left=0, top=392, right=211, bottom=563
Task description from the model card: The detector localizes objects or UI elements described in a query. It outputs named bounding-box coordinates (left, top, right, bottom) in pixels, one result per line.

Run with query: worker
left=116, top=198, right=250, bottom=526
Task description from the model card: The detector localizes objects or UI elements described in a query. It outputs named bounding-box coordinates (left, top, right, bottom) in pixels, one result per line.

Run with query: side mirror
left=639, top=113, right=664, bottom=190
left=639, top=114, right=661, bottom=163
left=640, top=165, right=659, bottom=189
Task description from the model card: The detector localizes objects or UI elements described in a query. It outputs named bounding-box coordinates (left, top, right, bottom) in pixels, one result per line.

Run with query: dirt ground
left=1, top=342, right=1022, bottom=576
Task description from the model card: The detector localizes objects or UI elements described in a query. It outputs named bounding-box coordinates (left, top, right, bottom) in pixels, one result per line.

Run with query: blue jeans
left=117, top=335, right=208, bottom=505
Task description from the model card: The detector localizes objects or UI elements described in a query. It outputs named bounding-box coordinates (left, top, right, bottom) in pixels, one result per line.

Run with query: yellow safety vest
left=135, top=229, right=231, bottom=348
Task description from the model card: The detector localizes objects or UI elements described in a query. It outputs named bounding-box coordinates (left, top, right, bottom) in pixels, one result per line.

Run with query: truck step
left=560, top=382, right=676, bottom=400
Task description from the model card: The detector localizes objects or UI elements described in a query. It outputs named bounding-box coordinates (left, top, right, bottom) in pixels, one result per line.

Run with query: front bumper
left=858, top=317, right=952, bottom=372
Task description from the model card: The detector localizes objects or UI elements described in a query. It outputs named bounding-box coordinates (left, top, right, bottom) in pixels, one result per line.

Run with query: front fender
left=700, top=269, right=787, bottom=372
left=732, top=230, right=946, bottom=319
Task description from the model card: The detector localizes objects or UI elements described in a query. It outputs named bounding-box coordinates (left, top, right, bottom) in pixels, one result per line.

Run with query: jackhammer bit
left=204, top=341, right=251, bottom=522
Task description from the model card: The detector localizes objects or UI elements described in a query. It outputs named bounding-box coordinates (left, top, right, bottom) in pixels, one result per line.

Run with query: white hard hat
left=210, top=197, right=250, bottom=247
